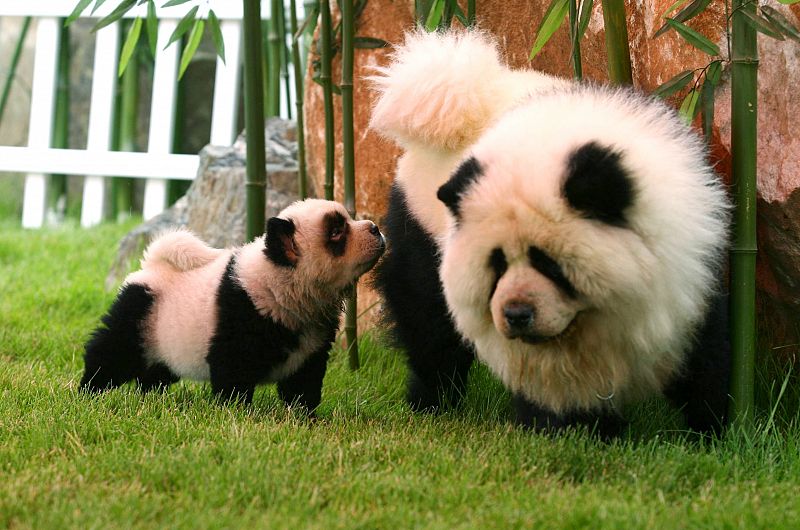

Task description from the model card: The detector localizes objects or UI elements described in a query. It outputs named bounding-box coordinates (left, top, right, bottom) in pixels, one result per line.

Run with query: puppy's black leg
left=80, top=284, right=154, bottom=392
left=406, top=345, right=473, bottom=412
left=513, top=394, right=626, bottom=440
left=664, top=292, right=730, bottom=436
left=277, top=342, right=331, bottom=413
left=137, top=362, right=180, bottom=393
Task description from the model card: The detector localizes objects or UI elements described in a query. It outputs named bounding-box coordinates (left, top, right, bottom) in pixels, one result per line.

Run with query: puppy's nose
left=368, top=222, right=380, bottom=236
left=504, top=303, right=534, bottom=332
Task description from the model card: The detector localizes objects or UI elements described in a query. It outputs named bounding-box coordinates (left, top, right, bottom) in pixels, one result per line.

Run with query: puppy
left=80, top=199, right=385, bottom=411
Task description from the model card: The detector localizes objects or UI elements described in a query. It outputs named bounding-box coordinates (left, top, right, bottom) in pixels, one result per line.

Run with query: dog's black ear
left=437, top=156, right=482, bottom=220
left=264, top=217, right=299, bottom=267
left=563, top=142, right=634, bottom=227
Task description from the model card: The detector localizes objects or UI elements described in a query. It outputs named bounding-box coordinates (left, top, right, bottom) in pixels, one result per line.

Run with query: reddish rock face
left=304, top=1, right=800, bottom=358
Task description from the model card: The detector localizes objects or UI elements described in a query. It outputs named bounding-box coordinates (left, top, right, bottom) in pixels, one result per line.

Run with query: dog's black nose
left=504, top=304, right=534, bottom=331
left=369, top=222, right=381, bottom=236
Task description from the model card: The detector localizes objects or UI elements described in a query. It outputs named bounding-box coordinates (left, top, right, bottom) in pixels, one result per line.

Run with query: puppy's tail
left=141, top=228, right=223, bottom=272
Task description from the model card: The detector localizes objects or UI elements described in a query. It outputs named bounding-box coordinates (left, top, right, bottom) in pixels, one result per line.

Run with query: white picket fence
left=0, top=0, right=288, bottom=228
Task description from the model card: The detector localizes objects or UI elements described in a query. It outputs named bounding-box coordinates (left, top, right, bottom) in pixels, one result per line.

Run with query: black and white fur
left=370, top=30, right=731, bottom=436
left=80, top=199, right=385, bottom=411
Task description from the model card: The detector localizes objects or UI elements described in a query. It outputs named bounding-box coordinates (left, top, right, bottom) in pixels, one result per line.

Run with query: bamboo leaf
left=208, top=9, right=226, bottom=63
left=705, top=59, right=723, bottom=86
left=447, top=0, right=468, bottom=25
left=178, top=18, right=204, bottom=79
left=118, top=17, right=142, bottom=77
left=665, top=18, right=720, bottom=55
left=654, top=0, right=712, bottom=37
left=161, top=0, right=193, bottom=7
left=353, top=36, right=388, bottom=48
left=678, top=88, right=700, bottom=124
left=577, top=0, right=594, bottom=39
left=660, top=0, right=689, bottom=19
left=425, top=0, right=446, bottom=31
left=146, top=0, right=158, bottom=56
left=93, top=0, right=137, bottom=32
left=740, top=9, right=785, bottom=40
left=530, top=0, right=570, bottom=59
left=355, top=0, right=368, bottom=19
left=761, top=5, right=800, bottom=43
left=297, top=5, right=319, bottom=42
left=652, top=69, right=695, bottom=98
left=91, top=0, right=110, bottom=15
left=165, top=5, right=199, bottom=49
left=416, top=0, right=435, bottom=22
left=775, top=0, right=800, bottom=4
left=66, top=0, right=93, bottom=26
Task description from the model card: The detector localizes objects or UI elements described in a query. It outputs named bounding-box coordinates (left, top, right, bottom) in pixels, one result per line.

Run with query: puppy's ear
left=437, top=156, right=482, bottom=220
left=264, top=217, right=299, bottom=267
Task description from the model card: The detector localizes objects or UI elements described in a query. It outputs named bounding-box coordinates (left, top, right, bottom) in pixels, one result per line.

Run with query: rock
left=105, top=118, right=300, bottom=289
left=303, top=2, right=800, bottom=356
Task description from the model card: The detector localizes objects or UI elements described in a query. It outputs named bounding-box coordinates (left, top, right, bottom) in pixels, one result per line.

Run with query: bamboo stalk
left=302, top=0, right=317, bottom=73
left=341, top=0, right=359, bottom=369
left=319, top=0, right=335, bottom=201
left=49, top=21, right=70, bottom=224
left=277, top=0, right=292, bottom=119
left=290, top=0, right=308, bottom=199
left=112, top=21, right=138, bottom=222
left=569, top=0, right=583, bottom=80
left=167, top=56, right=190, bottom=206
left=0, top=17, right=31, bottom=124
left=244, top=0, right=268, bottom=241
left=729, top=0, right=758, bottom=428
left=267, top=0, right=282, bottom=117
left=600, top=0, right=632, bottom=85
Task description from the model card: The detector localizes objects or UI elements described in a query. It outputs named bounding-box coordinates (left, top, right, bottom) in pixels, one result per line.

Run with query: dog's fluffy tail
left=369, top=30, right=568, bottom=152
left=141, top=228, right=223, bottom=272
left=369, top=30, right=506, bottom=151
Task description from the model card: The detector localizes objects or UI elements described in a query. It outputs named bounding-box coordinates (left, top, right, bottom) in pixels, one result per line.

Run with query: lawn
left=1, top=220, right=799, bottom=529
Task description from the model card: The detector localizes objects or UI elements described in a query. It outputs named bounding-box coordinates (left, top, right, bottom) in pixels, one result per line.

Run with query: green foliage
left=652, top=69, right=696, bottom=98
left=207, top=9, right=226, bottom=63
left=178, top=18, right=204, bottom=79
left=653, top=0, right=712, bottom=37
left=417, top=0, right=470, bottom=30
left=1, top=225, right=800, bottom=527
left=164, top=5, right=198, bottom=48
left=118, top=17, right=142, bottom=76
left=652, top=0, right=800, bottom=146
left=530, top=0, right=570, bottom=59
left=66, top=0, right=230, bottom=77
left=665, top=18, right=720, bottom=56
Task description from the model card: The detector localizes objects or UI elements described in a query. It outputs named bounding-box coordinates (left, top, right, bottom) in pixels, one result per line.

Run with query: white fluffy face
left=439, top=87, right=730, bottom=413
left=275, top=199, right=386, bottom=292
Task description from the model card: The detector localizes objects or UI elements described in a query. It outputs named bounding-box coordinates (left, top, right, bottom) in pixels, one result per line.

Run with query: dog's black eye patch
left=437, top=157, right=483, bottom=221
left=563, top=142, right=634, bottom=227
left=488, top=247, right=507, bottom=300
left=323, top=211, right=348, bottom=257
left=528, top=246, right=577, bottom=299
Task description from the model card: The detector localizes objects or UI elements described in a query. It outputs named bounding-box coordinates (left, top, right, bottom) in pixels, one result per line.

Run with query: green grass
left=1, top=223, right=799, bottom=529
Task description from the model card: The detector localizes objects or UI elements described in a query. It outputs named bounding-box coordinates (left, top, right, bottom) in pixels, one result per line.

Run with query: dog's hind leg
left=80, top=283, right=155, bottom=392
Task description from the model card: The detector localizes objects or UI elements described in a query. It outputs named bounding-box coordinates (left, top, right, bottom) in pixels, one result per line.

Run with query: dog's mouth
left=507, top=315, right=580, bottom=345
left=355, top=235, right=386, bottom=276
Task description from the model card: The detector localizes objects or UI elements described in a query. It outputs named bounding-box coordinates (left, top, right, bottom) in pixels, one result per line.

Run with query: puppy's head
left=264, top=199, right=385, bottom=291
